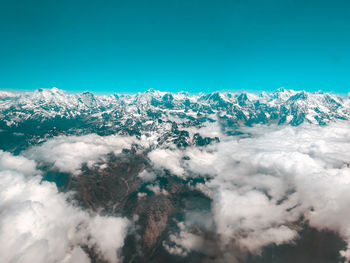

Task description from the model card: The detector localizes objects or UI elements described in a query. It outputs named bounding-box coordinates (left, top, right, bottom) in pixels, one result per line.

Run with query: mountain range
left=1, top=88, right=349, bottom=126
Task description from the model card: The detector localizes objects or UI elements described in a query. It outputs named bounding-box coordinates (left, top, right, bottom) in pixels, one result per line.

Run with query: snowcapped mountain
left=1, top=88, right=349, bottom=128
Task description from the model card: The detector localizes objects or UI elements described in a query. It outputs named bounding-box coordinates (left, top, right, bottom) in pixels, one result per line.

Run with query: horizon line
left=1, top=86, right=349, bottom=97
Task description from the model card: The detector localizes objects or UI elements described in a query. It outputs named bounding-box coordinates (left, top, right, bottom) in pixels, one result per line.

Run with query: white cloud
left=163, top=222, right=202, bottom=257
left=137, top=192, right=147, bottom=199
left=0, top=150, right=38, bottom=176
left=88, top=215, right=129, bottom=263
left=0, top=152, right=129, bottom=263
left=150, top=121, right=350, bottom=258
left=205, top=121, right=350, bottom=255
left=138, top=169, right=156, bottom=181
left=183, top=121, right=223, bottom=139
left=25, top=134, right=137, bottom=174
left=148, top=148, right=185, bottom=177
left=146, top=183, right=169, bottom=195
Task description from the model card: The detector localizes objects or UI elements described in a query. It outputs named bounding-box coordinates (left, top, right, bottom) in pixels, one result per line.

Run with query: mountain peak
left=35, top=87, right=65, bottom=95
left=0, top=88, right=348, bottom=128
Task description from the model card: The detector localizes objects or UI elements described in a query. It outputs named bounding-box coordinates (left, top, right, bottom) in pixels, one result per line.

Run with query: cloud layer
left=2, top=120, right=350, bottom=262
left=149, top=121, right=350, bottom=259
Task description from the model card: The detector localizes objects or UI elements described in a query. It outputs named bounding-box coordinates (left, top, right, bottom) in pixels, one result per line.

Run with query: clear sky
left=1, top=0, right=349, bottom=94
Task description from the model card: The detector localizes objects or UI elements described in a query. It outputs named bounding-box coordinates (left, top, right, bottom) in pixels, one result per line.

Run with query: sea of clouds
left=1, top=120, right=350, bottom=262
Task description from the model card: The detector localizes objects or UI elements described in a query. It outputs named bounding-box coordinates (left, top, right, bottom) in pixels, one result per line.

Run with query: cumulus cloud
left=150, top=121, right=350, bottom=259
left=88, top=215, right=129, bottom=263
left=0, top=150, right=38, bottom=176
left=148, top=148, right=185, bottom=177
left=163, top=222, right=203, bottom=257
left=24, top=134, right=137, bottom=174
left=0, top=151, right=129, bottom=263
left=146, top=183, right=169, bottom=195
left=138, top=169, right=156, bottom=181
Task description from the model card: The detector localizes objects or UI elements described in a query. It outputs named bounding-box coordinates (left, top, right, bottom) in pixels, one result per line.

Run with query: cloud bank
left=25, top=134, right=137, bottom=174
left=149, top=121, right=350, bottom=259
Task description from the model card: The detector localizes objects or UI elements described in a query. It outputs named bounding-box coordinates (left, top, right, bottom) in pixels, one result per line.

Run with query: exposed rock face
left=57, top=151, right=211, bottom=262
left=68, top=152, right=146, bottom=212
left=142, top=198, right=173, bottom=248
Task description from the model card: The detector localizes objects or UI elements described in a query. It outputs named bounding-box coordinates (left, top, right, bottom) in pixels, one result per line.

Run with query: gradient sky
left=1, top=0, right=349, bottom=94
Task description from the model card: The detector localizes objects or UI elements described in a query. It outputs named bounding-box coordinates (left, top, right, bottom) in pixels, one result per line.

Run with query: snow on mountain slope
left=0, top=88, right=349, bottom=129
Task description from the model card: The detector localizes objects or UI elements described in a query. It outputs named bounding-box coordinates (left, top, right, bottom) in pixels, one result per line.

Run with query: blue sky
left=1, top=0, right=349, bottom=94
